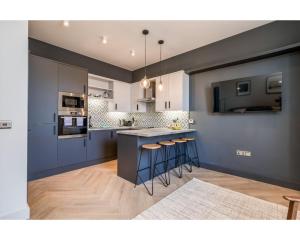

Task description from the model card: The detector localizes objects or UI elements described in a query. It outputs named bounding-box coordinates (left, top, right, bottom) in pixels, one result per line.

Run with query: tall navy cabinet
left=28, top=54, right=59, bottom=179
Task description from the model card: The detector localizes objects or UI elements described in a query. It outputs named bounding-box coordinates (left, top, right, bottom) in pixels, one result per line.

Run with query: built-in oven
left=58, top=115, right=87, bottom=139
left=58, top=92, right=87, bottom=116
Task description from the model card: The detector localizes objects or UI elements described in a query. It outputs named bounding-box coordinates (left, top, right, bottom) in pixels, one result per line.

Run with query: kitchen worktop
left=88, top=126, right=140, bottom=131
left=117, top=128, right=196, bottom=137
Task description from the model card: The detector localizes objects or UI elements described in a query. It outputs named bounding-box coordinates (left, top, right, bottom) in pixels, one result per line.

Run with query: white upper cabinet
left=155, top=70, right=189, bottom=112
left=108, top=80, right=131, bottom=112
left=131, top=82, right=147, bottom=112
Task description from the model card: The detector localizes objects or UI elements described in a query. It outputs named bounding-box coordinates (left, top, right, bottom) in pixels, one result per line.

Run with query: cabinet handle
left=137, top=104, right=139, bottom=111
left=115, top=103, right=117, bottom=110
left=83, top=138, right=86, bottom=147
left=169, top=101, right=171, bottom=109
left=165, top=101, right=167, bottom=109
left=53, top=125, right=56, bottom=135
left=89, top=132, right=91, bottom=140
left=110, top=131, right=113, bottom=138
left=83, top=84, right=86, bottom=94
left=53, top=112, right=56, bottom=122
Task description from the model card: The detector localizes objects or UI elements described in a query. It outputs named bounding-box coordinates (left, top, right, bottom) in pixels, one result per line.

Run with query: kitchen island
left=117, top=128, right=196, bottom=184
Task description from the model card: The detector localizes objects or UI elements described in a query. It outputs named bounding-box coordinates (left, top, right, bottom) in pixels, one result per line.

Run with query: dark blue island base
left=117, top=129, right=196, bottom=184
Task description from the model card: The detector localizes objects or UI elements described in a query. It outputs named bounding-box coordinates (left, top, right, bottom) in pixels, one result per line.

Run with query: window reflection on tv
left=212, top=72, right=282, bottom=113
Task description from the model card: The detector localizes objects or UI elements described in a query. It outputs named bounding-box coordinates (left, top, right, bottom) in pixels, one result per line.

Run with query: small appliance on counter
left=119, top=117, right=136, bottom=127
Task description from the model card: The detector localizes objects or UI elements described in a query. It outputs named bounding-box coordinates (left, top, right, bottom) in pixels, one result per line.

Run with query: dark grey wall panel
left=189, top=52, right=300, bottom=189
left=29, top=38, right=132, bottom=83
left=133, top=21, right=300, bottom=82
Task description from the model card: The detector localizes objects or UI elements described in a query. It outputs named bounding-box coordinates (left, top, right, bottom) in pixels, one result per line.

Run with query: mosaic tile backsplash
left=88, top=97, right=189, bottom=129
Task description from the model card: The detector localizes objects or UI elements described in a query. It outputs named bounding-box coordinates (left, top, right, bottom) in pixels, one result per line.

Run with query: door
left=109, top=81, right=131, bottom=112
left=168, top=71, right=183, bottom=111
left=87, top=130, right=117, bottom=162
left=58, top=137, right=87, bottom=166
left=87, top=130, right=110, bottom=162
left=155, top=75, right=169, bottom=112
left=28, top=124, right=58, bottom=178
left=28, top=55, right=59, bottom=179
left=29, top=54, right=58, bottom=124
left=131, top=82, right=146, bottom=112
left=58, top=63, right=88, bottom=94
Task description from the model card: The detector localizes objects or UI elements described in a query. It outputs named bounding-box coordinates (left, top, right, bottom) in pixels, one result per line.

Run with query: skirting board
left=0, top=204, right=30, bottom=220
left=199, top=162, right=300, bottom=191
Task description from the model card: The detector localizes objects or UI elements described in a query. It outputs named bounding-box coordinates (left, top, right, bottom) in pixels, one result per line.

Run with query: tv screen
left=212, top=72, right=282, bottom=113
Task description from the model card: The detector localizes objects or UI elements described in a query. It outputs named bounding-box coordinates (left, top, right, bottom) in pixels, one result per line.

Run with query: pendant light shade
left=158, top=40, right=164, bottom=91
left=140, top=29, right=151, bottom=89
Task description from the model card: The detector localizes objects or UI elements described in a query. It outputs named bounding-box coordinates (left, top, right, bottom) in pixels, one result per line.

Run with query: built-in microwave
left=58, top=92, right=87, bottom=116
left=58, top=115, right=87, bottom=139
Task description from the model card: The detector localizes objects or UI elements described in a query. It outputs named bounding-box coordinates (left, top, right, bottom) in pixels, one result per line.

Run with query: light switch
left=0, top=121, right=12, bottom=129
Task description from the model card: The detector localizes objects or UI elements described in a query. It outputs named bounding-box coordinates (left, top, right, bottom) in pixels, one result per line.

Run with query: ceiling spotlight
left=101, top=36, right=108, bottom=44
left=130, top=50, right=135, bottom=56
left=63, top=20, right=69, bottom=27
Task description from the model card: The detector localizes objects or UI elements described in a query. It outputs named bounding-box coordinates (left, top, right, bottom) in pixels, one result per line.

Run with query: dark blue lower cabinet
left=28, top=123, right=58, bottom=179
left=87, top=130, right=117, bottom=162
left=58, top=137, right=87, bottom=166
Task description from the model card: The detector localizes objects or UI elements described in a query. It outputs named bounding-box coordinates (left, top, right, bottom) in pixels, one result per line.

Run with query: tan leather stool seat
left=159, top=141, right=175, bottom=146
left=142, top=144, right=161, bottom=150
left=182, top=137, right=195, bottom=141
left=172, top=139, right=187, bottom=143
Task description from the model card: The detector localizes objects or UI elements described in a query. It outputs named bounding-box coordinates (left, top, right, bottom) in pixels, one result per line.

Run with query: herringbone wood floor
left=28, top=160, right=300, bottom=219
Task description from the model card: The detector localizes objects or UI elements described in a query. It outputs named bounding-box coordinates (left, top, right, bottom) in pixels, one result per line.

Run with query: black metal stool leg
left=194, top=141, right=200, bottom=167
left=183, top=142, right=193, bottom=173
left=153, top=148, right=168, bottom=187
left=134, top=148, right=143, bottom=188
left=134, top=148, right=154, bottom=196
left=174, top=143, right=183, bottom=178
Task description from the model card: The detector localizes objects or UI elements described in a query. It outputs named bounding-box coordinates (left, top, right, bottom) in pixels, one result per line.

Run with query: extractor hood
left=137, top=80, right=156, bottom=103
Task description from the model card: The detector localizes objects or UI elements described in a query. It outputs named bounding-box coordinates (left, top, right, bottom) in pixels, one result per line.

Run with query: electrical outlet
left=188, top=119, right=195, bottom=124
left=236, top=150, right=252, bottom=157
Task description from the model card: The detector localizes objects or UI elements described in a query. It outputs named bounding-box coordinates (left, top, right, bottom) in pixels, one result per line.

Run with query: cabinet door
left=155, top=75, right=169, bottom=112
left=58, top=137, right=87, bottom=166
left=29, top=54, right=58, bottom=125
left=87, top=130, right=117, bottom=162
left=168, top=71, right=183, bottom=111
left=87, top=131, right=109, bottom=162
left=28, top=123, right=58, bottom=177
left=131, top=82, right=146, bottom=112
left=58, top=63, right=88, bottom=94
left=109, top=81, right=131, bottom=112
left=168, top=71, right=189, bottom=111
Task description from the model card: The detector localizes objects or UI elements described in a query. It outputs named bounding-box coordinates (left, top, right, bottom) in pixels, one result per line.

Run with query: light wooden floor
left=28, top=160, right=300, bottom=219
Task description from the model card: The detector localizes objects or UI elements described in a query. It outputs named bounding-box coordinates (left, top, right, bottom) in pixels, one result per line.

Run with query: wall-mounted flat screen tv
left=212, top=72, right=282, bottom=113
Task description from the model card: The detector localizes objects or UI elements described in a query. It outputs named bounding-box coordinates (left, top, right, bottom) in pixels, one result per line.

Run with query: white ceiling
left=29, top=20, right=271, bottom=71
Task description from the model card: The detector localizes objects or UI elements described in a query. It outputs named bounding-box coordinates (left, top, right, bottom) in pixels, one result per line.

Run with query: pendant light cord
left=160, top=42, right=162, bottom=82
left=144, top=33, right=147, bottom=78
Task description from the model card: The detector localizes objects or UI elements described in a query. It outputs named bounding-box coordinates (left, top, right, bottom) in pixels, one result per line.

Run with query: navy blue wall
left=190, top=52, right=300, bottom=190
left=29, top=38, right=132, bottom=83
left=133, top=21, right=300, bottom=82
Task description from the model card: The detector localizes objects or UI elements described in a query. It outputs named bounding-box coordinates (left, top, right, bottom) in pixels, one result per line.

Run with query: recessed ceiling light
left=101, top=36, right=108, bottom=44
left=130, top=50, right=135, bottom=56
left=63, top=20, right=69, bottom=27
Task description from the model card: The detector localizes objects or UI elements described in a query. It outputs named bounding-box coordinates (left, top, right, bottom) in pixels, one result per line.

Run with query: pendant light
left=158, top=40, right=164, bottom=91
left=140, top=29, right=151, bottom=89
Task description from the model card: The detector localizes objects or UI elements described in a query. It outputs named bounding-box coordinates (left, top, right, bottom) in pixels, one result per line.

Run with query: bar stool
left=172, top=138, right=190, bottom=178
left=134, top=143, right=167, bottom=196
left=182, top=137, right=200, bottom=167
left=158, top=141, right=176, bottom=185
